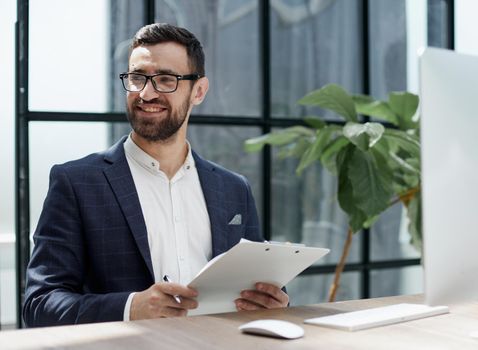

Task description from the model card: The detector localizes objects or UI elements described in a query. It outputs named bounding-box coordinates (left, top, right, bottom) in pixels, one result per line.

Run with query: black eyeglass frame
left=119, top=72, right=202, bottom=93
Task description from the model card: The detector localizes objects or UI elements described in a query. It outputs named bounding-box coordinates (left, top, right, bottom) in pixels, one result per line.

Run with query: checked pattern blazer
left=23, top=136, right=262, bottom=327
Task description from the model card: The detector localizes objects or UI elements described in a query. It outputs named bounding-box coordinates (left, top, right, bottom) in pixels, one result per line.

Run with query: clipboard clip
left=263, top=240, right=306, bottom=247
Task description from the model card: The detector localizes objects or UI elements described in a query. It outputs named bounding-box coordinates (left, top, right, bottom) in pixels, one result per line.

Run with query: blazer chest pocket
left=227, top=213, right=245, bottom=244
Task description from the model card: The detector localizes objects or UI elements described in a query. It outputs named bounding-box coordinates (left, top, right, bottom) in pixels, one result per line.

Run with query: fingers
left=158, top=282, right=198, bottom=299
left=154, top=283, right=199, bottom=310
left=130, top=283, right=199, bottom=320
left=255, top=282, right=289, bottom=306
left=235, top=298, right=265, bottom=311
left=235, top=283, right=289, bottom=311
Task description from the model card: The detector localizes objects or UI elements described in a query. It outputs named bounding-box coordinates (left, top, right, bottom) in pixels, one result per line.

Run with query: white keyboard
left=304, top=303, right=449, bottom=331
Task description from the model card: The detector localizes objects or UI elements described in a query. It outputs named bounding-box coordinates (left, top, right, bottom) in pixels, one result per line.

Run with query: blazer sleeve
left=23, top=165, right=130, bottom=327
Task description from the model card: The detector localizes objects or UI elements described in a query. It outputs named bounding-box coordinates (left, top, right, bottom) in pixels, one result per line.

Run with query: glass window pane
left=428, top=0, right=451, bottom=48
left=29, top=0, right=122, bottom=112
left=110, top=1, right=147, bottom=113
left=270, top=0, right=363, bottom=118
left=370, top=266, right=423, bottom=298
left=1, top=0, right=17, bottom=328
left=371, top=204, right=420, bottom=261
left=369, top=0, right=428, bottom=96
left=369, top=0, right=408, bottom=98
left=154, top=0, right=260, bottom=117
left=271, top=148, right=362, bottom=265
left=287, top=272, right=361, bottom=306
left=30, top=0, right=144, bottom=113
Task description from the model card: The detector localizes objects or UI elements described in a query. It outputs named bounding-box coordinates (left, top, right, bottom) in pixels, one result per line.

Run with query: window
left=12, top=0, right=454, bottom=328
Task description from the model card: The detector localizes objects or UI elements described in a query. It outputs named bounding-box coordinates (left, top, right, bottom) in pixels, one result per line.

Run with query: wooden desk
left=1, top=295, right=478, bottom=349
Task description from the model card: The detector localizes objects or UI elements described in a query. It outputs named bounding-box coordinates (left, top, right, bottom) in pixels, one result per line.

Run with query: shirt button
left=175, top=216, right=180, bottom=222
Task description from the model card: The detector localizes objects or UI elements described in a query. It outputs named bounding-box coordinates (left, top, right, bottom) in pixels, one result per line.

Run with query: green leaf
left=277, top=138, right=312, bottom=159
left=388, top=92, right=419, bottom=130
left=296, top=127, right=334, bottom=175
left=351, top=94, right=374, bottom=104
left=244, top=126, right=314, bottom=153
left=363, top=215, right=380, bottom=229
left=320, top=136, right=350, bottom=174
left=373, top=139, right=420, bottom=192
left=382, top=129, right=420, bottom=159
left=298, top=84, right=358, bottom=122
left=406, top=191, right=422, bottom=252
left=388, top=153, right=420, bottom=174
left=336, top=145, right=365, bottom=232
left=303, top=116, right=326, bottom=129
left=352, top=95, right=399, bottom=125
left=343, top=122, right=385, bottom=151
left=347, top=147, right=394, bottom=216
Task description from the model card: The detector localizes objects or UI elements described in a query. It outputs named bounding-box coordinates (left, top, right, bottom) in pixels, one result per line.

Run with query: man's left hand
left=234, top=282, right=289, bottom=311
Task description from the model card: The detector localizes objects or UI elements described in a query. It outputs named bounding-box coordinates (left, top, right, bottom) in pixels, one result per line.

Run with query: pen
left=162, top=275, right=182, bottom=304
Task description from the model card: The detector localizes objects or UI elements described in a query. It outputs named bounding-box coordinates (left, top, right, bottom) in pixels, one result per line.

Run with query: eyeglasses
left=119, top=72, right=201, bottom=93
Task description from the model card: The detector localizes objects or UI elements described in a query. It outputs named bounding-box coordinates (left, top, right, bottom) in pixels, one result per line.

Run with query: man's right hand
left=130, top=282, right=198, bottom=320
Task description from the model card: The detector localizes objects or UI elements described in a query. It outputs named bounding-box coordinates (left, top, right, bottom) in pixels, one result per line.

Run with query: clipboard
left=187, top=239, right=330, bottom=316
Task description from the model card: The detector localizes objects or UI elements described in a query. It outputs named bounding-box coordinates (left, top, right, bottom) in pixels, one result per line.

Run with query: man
left=23, top=23, right=288, bottom=327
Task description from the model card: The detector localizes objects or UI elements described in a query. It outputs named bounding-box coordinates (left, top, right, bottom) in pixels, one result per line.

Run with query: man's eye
left=158, top=76, right=175, bottom=83
left=130, top=75, right=145, bottom=83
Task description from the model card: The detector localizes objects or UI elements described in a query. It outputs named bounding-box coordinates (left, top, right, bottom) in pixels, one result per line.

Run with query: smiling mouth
left=137, top=105, right=167, bottom=113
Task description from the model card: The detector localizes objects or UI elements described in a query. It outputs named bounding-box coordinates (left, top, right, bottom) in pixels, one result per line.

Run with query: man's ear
left=191, top=77, right=209, bottom=106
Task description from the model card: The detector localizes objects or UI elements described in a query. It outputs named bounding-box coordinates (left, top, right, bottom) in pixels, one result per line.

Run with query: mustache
left=135, top=98, right=169, bottom=107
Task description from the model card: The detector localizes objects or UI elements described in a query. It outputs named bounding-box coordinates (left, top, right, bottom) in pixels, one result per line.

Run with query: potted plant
left=244, top=84, right=421, bottom=301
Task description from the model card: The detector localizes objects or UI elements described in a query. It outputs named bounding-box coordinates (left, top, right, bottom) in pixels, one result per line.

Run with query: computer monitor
left=420, top=47, right=478, bottom=306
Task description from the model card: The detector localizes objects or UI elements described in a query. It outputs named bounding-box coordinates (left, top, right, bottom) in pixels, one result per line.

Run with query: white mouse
left=238, top=319, right=305, bottom=339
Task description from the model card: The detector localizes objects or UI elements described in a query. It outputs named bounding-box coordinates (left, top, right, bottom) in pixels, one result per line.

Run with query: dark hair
left=130, top=23, right=205, bottom=76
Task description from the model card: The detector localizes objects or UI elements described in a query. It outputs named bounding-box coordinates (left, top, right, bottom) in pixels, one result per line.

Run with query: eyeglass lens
left=125, top=74, right=178, bottom=92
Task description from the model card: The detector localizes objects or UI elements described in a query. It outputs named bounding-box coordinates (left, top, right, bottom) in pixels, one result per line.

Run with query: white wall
left=455, top=0, right=478, bottom=56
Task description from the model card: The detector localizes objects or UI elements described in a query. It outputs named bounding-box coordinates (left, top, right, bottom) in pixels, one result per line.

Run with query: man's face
left=126, top=42, right=195, bottom=143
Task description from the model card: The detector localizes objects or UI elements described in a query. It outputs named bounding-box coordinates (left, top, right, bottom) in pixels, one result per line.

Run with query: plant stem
left=328, top=227, right=353, bottom=302
left=389, top=186, right=420, bottom=207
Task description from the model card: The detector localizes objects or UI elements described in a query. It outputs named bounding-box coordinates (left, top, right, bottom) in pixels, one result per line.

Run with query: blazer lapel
left=103, top=137, right=154, bottom=280
left=193, top=151, right=228, bottom=257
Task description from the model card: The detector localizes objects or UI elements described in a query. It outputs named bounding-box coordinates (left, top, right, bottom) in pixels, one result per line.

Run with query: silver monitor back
left=420, top=47, right=478, bottom=305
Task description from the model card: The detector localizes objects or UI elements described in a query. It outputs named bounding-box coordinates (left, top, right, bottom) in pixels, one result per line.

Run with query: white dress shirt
left=122, top=135, right=212, bottom=320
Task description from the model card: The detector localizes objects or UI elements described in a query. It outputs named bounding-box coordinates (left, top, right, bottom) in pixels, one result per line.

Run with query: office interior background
left=1, top=0, right=477, bottom=329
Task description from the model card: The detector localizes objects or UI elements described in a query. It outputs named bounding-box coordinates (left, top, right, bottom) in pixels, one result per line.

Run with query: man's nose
left=139, top=79, right=159, bottom=101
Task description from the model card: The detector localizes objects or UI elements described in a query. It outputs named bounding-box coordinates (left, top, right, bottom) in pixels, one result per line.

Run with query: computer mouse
left=238, top=319, right=305, bottom=339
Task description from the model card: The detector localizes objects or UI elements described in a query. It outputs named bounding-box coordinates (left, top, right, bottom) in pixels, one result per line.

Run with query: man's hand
left=234, top=282, right=289, bottom=311
left=130, top=282, right=198, bottom=320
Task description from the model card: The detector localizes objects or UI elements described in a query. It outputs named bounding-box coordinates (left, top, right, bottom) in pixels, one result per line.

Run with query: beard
left=126, top=95, right=191, bottom=143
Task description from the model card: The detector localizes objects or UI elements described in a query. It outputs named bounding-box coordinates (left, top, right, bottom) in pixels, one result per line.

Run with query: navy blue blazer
left=23, top=136, right=262, bottom=327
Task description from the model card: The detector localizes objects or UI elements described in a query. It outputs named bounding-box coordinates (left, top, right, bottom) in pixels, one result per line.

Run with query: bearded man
left=23, top=23, right=288, bottom=327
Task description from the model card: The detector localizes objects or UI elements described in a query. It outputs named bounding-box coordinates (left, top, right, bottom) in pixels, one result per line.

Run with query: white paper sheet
left=187, top=239, right=330, bottom=316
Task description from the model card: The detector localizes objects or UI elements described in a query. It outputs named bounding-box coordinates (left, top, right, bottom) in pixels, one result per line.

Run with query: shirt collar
left=124, top=134, right=195, bottom=175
